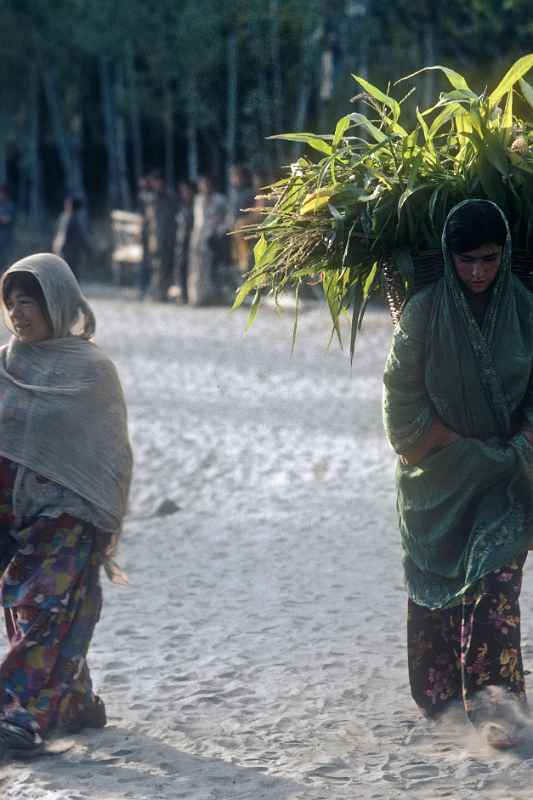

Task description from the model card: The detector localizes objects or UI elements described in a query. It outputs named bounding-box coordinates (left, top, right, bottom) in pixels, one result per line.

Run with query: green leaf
left=396, top=65, right=473, bottom=93
left=416, top=107, right=431, bottom=143
left=347, top=112, right=387, bottom=143
left=363, top=261, right=378, bottom=298
left=428, top=103, right=463, bottom=139
left=291, top=281, right=301, bottom=354
left=519, top=77, right=533, bottom=111
left=502, top=88, right=513, bottom=130
left=253, top=234, right=267, bottom=265
left=269, top=132, right=333, bottom=156
left=333, top=115, right=352, bottom=147
left=245, top=290, right=261, bottom=331
left=489, top=53, right=533, bottom=108
left=352, top=73, right=401, bottom=121
left=349, top=281, right=364, bottom=364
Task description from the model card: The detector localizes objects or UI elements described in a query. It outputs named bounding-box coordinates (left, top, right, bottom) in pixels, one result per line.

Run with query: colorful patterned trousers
left=0, top=457, right=104, bottom=735
left=407, top=554, right=528, bottom=726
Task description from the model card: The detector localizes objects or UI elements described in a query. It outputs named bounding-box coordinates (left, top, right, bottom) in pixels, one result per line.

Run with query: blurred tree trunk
left=42, top=65, right=85, bottom=201
left=186, top=76, right=199, bottom=181
left=164, top=81, right=175, bottom=189
left=422, top=18, right=437, bottom=108
left=115, top=61, right=132, bottom=209
left=99, top=56, right=120, bottom=208
left=68, top=112, right=85, bottom=200
left=0, top=96, right=7, bottom=185
left=27, top=64, right=42, bottom=229
left=226, top=30, right=238, bottom=176
left=269, top=0, right=284, bottom=162
left=252, top=19, right=274, bottom=177
left=42, top=66, right=74, bottom=195
left=126, top=44, right=144, bottom=193
left=292, top=13, right=323, bottom=160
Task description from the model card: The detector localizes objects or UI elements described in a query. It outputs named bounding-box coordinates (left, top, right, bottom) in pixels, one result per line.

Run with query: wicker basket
left=382, top=249, right=533, bottom=325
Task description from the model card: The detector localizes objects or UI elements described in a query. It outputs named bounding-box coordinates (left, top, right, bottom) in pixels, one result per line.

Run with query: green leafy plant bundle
left=234, top=54, right=533, bottom=358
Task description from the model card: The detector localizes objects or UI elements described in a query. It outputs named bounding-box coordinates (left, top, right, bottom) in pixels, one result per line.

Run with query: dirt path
left=2, top=292, right=533, bottom=799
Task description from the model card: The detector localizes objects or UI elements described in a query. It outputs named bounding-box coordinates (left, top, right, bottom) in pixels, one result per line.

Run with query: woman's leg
left=0, top=515, right=104, bottom=736
left=461, top=554, right=528, bottom=731
left=407, top=598, right=462, bottom=718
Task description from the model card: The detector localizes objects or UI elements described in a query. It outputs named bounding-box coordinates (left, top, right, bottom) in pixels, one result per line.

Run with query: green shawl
left=383, top=199, right=533, bottom=609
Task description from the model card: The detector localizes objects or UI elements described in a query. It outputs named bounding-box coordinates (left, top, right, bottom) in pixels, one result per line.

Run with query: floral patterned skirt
left=0, top=456, right=104, bottom=736
left=407, top=554, right=528, bottom=726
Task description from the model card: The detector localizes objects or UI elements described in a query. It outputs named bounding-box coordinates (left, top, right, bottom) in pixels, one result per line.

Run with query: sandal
left=63, top=695, right=107, bottom=734
left=0, top=721, right=44, bottom=759
left=480, top=720, right=524, bottom=750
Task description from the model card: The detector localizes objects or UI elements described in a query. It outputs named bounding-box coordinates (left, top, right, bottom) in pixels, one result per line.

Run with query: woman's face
left=452, top=243, right=502, bottom=294
left=5, top=289, right=52, bottom=343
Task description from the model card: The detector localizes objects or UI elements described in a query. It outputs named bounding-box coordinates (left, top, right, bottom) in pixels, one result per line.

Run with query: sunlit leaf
left=352, top=73, right=401, bottom=120
left=269, top=132, right=333, bottom=156
left=396, top=65, right=473, bottom=93
left=332, top=115, right=352, bottom=147
left=347, top=112, right=388, bottom=143
left=489, top=53, right=533, bottom=108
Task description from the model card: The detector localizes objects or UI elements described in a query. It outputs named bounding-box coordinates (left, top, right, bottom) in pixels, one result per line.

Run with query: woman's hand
left=400, top=419, right=459, bottom=466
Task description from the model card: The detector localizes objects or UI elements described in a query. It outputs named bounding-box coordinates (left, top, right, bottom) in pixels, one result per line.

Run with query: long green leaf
left=351, top=73, right=401, bottom=121
left=502, top=88, right=513, bottom=130
left=519, top=77, right=533, bottom=111
left=489, top=53, right=533, bottom=108
left=333, top=115, right=352, bottom=147
left=269, top=132, right=333, bottom=156
left=428, top=103, right=463, bottom=139
left=347, top=112, right=387, bottom=143
left=349, top=281, right=364, bottom=364
left=245, top=290, right=261, bottom=329
left=291, top=282, right=301, bottom=354
left=396, top=65, right=473, bottom=93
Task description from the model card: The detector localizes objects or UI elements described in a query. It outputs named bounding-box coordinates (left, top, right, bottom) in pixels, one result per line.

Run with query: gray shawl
left=0, top=253, right=132, bottom=535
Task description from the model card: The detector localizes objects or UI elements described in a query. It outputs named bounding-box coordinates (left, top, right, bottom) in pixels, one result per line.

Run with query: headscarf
left=383, top=201, right=533, bottom=608
left=0, top=253, right=132, bottom=538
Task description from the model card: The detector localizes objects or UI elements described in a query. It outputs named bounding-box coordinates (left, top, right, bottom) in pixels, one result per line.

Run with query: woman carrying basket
left=383, top=199, right=533, bottom=748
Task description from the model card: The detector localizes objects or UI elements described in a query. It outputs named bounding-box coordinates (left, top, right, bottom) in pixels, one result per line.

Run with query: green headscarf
left=383, top=199, right=533, bottom=608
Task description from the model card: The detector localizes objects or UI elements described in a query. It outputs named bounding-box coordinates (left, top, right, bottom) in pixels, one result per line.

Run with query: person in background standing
left=171, top=180, right=195, bottom=304
left=145, top=172, right=176, bottom=302
left=52, top=196, right=92, bottom=281
left=136, top=175, right=154, bottom=301
left=0, top=186, right=16, bottom=272
left=187, top=175, right=229, bottom=306
left=228, top=165, right=256, bottom=275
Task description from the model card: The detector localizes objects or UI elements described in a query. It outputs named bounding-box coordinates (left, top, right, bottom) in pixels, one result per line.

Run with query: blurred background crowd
left=1, top=0, right=532, bottom=299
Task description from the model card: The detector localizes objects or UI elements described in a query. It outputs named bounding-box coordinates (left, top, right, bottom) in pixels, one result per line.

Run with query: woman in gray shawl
left=0, top=253, right=132, bottom=757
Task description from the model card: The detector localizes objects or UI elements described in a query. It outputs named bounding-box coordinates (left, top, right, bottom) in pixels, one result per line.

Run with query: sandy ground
left=2, top=289, right=533, bottom=799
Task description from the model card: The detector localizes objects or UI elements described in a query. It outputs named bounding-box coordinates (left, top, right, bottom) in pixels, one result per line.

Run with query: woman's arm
left=400, top=418, right=459, bottom=465
left=383, top=291, right=458, bottom=464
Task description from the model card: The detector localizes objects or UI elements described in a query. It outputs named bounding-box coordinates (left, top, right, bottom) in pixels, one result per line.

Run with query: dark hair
left=446, top=201, right=507, bottom=253
left=3, top=272, right=51, bottom=322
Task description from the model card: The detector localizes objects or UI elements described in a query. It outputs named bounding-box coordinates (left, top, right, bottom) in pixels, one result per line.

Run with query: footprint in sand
left=399, top=764, right=440, bottom=781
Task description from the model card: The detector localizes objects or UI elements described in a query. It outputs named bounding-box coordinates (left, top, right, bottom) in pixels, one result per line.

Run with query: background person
left=171, top=180, right=195, bottom=304
left=52, top=196, right=92, bottom=281
left=144, top=172, right=176, bottom=302
left=187, top=175, right=229, bottom=306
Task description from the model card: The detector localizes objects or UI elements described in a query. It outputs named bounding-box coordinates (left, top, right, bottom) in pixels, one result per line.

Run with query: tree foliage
left=1, top=0, right=532, bottom=226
